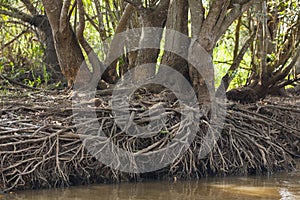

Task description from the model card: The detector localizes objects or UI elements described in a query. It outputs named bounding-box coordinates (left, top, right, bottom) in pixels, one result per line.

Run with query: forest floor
left=0, top=83, right=300, bottom=192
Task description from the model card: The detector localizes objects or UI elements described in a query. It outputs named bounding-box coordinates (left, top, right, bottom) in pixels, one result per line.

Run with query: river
left=1, top=166, right=299, bottom=200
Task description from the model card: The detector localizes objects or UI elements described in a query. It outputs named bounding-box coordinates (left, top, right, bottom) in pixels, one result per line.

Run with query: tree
left=0, top=0, right=63, bottom=80
left=41, top=0, right=255, bottom=105
left=219, top=0, right=300, bottom=102
left=2, top=0, right=299, bottom=103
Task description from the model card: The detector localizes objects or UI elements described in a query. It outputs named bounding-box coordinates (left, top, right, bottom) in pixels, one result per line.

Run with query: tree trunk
left=188, top=41, right=214, bottom=104
left=30, top=15, right=64, bottom=82
left=188, top=0, right=253, bottom=104
left=133, top=2, right=169, bottom=82
left=161, top=0, right=189, bottom=79
left=156, top=0, right=192, bottom=96
left=42, top=0, right=91, bottom=87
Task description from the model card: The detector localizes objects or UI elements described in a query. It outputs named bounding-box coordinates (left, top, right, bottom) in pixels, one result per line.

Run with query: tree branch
left=124, top=0, right=145, bottom=10
left=213, top=0, right=231, bottom=34
left=0, top=5, right=32, bottom=23
left=216, top=0, right=255, bottom=41
left=215, top=4, right=242, bottom=41
left=216, top=34, right=255, bottom=95
left=268, top=46, right=300, bottom=86
left=76, top=0, right=90, bottom=53
left=60, top=0, right=71, bottom=33
left=188, top=0, right=205, bottom=37
left=1, top=28, right=30, bottom=50
left=101, top=4, right=136, bottom=84
left=116, top=4, right=135, bottom=34
left=76, top=0, right=105, bottom=86
left=105, top=4, right=135, bottom=63
left=201, top=0, right=227, bottom=34
left=233, top=17, right=242, bottom=59
left=20, top=0, right=38, bottom=15
left=93, top=0, right=107, bottom=41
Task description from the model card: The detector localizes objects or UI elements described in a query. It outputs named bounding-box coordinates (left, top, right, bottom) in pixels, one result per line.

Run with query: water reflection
left=2, top=169, right=299, bottom=200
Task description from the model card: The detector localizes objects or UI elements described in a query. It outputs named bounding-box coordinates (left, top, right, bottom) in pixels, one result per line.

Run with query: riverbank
left=1, top=88, right=300, bottom=192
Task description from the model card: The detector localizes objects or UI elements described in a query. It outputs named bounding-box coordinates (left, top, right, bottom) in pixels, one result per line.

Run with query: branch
left=201, top=0, right=228, bottom=34
left=276, top=35, right=297, bottom=70
left=1, top=28, right=30, bottom=49
left=233, top=16, right=242, bottom=59
left=93, top=0, right=107, bottom=41
left=20, top=0, right=38, bottom=15
left=76, top=0, right=85, bottom=44
left=1, top=5, right=48, bottom=31
left=215, top=4, right=242, bottom=41
left=188, top=0, right=205, bottom=36
left=274, top=77, right=300, bottom=89
left=215, top=0, right=255, bottom=41
left=76, top=0, right=105, bottom=86
left=124, top=0, right=145, bottom=10
left=216, top=34, right=254, bottom=95
left=0, top=5, right=32, bottom=23
left=268, top=46, right=300, bottom=86
left=213, top=0, right=231, bottom=34
left=0, top=74, right=41, bottom=91
left=105, top=4, right=135, bottom=64
left=60, top=0, right=71, bottom=33
left=116, top=4, right=135, bottom=34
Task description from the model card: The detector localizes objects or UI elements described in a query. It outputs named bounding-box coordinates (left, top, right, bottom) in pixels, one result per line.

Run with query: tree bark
left=189, top=0, right=255, bottom=104
left=133, top=1, right=170, bottom=81
left=30, top=15, right=63, bottom=81
left=42, top=0, right=91, bottom=87
left=161, top=0, right=189, bottom=79
left=158, top=0, right=191, bottom=95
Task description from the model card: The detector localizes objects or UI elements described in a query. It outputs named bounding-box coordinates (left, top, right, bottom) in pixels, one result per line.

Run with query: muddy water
left=2, top=168, right=300, bottom=200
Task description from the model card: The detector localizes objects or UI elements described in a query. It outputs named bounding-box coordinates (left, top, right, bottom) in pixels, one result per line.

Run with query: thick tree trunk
left=155, top=0, right=192, bottom=96
left=188, top=42, right=214, bottom=104
left=161, top=0, right=189, bottom=79
left=30, top=15, right=64, bottom=82
left=133, top=16, right=163, bottom=81
left=187, top=0, right=222, bottom=105
left=42, top=0, right=91, bottom=87
left=133, top=2, right=169, bottom=81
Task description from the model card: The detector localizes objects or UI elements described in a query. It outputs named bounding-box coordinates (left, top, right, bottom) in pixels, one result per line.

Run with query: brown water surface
left=2, top=168, right=300, bottom=200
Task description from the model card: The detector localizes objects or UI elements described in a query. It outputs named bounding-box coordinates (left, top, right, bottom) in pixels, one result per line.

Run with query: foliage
left=0, top=0, right=299, bottom=95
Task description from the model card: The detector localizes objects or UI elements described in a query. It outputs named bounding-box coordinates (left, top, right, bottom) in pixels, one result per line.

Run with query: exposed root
left=0, top=88, right=300, bottom=192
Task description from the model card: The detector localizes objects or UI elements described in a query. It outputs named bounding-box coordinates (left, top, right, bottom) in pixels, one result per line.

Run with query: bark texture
left=30, top=15, right=63, bottom=81
left=42, top=0, right=91, bottom=87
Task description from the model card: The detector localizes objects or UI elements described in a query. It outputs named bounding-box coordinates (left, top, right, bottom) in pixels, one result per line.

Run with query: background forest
left=0, top=0, right=299, bottom=103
